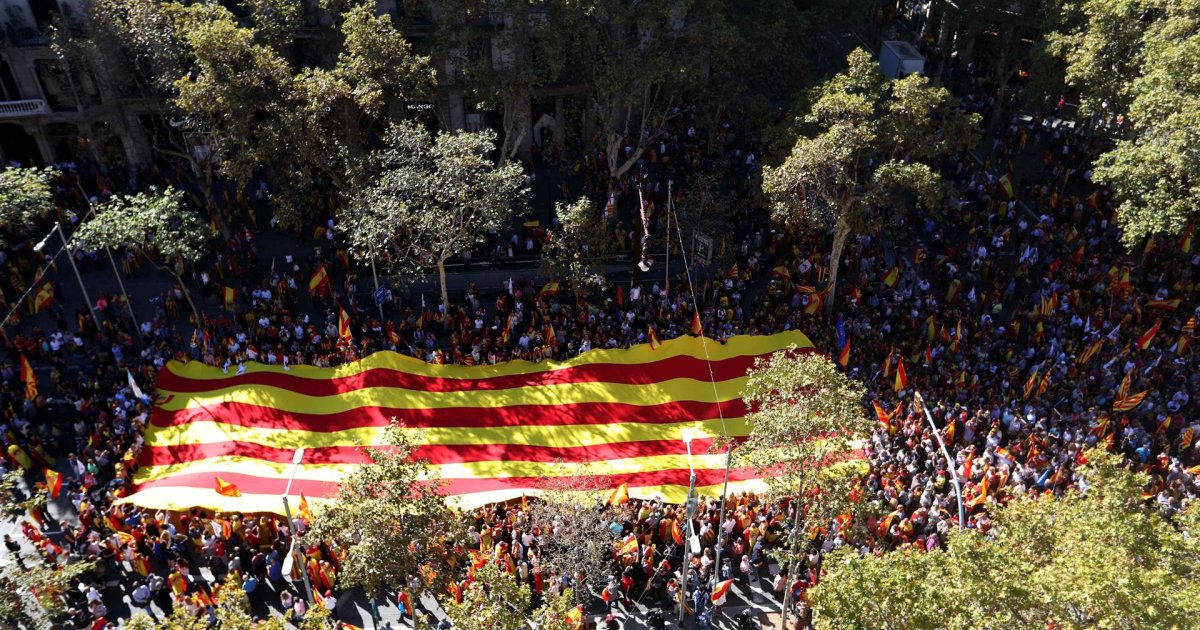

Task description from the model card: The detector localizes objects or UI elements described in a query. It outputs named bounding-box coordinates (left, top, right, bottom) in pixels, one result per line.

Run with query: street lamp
left=678, top=427, right=699, bottom=626
left=913, top=391, right=966, bottom=529
left=281, top=447, right=315, bottom=604
left=35, top=223, right=101, bottom=333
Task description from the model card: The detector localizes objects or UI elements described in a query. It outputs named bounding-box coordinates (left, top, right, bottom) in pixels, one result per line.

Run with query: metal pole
left=914, top=391, right=965, bottom=528
left=282, top=449, right=314, bottom=604
left=664, top=181, right=671, bottom=298
left=711, top=443, right=734, bottom=589
left=105, top=247, right=141, bottom=347
left=678, top=434, right=697, bottom=626
left=369, top=248, right=384, bottom=323
left=281, top=495, right=315, bottom=604
left=57, top=223, right=102, bottom=334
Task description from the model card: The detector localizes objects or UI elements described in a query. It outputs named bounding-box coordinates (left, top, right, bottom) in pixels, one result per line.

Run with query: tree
left=540, top=198, right=619, bottom=296
left=443, top=562, right=576, bottom=630
left=733, top=350, right=870, bottom=628
left=762, top=49, right=979, bottom=312
left=525, top=466, right=621, bottom=605
left=809, top=449, right=1200, bottom=629
left=0, top=167, right=56, bottom=249
left=69, top=0, right=435, bottom=229
left=337, top=122, right=525, bottom=316
left=0, top=559, right=97, bottom=628
left=427, top=0, right=569, bottom=164
left=124, top=587, right=330, bottom=629
left=72, top=186, right=212, bottom=328
left=1048, top=0, right=1200, bottom=247
left=305, top=422, right=464, bottom=597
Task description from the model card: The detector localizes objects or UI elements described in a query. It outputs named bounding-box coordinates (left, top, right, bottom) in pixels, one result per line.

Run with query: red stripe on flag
left=151, top=398, right=749, bottom=431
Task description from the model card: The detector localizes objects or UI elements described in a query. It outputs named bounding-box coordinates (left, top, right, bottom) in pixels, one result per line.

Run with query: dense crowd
left=1, top=53, right=1199, bottom=630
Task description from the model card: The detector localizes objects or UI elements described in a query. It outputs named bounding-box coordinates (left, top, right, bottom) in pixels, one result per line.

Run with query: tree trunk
left=825, top=218, right=851, bottom=314
left=437, top=258, right=450, bottom=319
left=779, top=499, right=806, bottom=629
left=172, top=271, right=203, bottom=333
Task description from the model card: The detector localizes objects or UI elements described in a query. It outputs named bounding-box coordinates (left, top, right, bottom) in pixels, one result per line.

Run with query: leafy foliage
left=540, top=198, right=618, bottom=294
left=73, top=0, right=434, bottom=228
left=305, top=422, right=464, bottom=596
left=124, top=587, right=330, bottom=629
left=0, top=558, right=97, bottom=628
left=1050, top=0, right=1200, bottom=247
left=0, top=167, right=56, bottom=248
left=338, top=122, right=524, bottom=314
left=762, top=49, right=978, bottom=309
left=810, top=450, right=1200, bottom=629
left=443, top=562, right=576, bottom=630
left=525, top=466, right=621, bottom=597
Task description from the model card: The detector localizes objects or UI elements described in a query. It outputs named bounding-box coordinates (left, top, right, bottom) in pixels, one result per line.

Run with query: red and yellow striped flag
left=119, top=332, right=815, bottom=513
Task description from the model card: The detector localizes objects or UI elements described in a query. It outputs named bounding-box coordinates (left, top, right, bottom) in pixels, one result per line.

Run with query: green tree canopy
left=809, top=449, right=1200, bottom=629
left=443, top=562, right=576, bottom=630
left=337, top=122, right=524, bottom=316
left=72, top=0, right=434, bottom=228
left=763, top=48, right=979, bottom=311
left=72, top=186, right=211, bottom=327
left=305, top=422, right=464, bottom=597
left=0, top=167, right=56, bottom=249
left=1049, top=0, right=1200, bottom=247
left=734, top=349, right=871, bottom=627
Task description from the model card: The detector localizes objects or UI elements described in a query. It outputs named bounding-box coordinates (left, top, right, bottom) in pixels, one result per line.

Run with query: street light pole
left=678, top=428, right=698, bottom=626
left=37, top=223, right=101, bottom=334
left=914, top=391, right=966, bottom=529
left=281, top=448, right=315, bottom=604
left=104, top=247, right=142, bottom=347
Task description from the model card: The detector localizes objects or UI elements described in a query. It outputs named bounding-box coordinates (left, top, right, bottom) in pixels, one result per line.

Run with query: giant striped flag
left=120, top=332, right=815, bottom=514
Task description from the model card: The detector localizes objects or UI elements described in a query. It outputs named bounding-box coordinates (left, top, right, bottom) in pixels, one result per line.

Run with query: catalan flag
left=118, top=332, right=816, bottom=513
left=607, top=482, right=630, bottom=506
left=223, top=286, right=236, bottom=310
left=1113, top=391, right=1148, bottom=413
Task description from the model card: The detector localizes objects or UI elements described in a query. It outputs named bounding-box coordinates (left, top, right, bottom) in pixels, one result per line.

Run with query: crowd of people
left=1, top=39, right=1199, bottom=630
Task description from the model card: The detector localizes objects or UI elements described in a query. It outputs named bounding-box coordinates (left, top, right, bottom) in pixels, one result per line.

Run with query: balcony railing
left=0, top=99, right=50, bottom=118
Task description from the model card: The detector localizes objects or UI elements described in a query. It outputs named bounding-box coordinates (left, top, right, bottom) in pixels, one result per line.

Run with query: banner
left=121, top=331, right=814, bottom=513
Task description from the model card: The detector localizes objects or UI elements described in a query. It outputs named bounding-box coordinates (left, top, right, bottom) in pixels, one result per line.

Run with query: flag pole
left=281, top=448, right=314, bottom=604
left=914, top=391, right=965, bottom=528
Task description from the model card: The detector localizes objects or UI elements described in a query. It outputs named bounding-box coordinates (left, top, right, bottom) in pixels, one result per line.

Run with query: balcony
left=0, top=99, right=50, bottom=118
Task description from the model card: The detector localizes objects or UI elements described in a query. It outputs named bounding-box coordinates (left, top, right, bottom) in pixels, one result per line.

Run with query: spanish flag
left=998, top=174, right=1014, bottom=199
left=338, top=307, right=353, bottom=343
left=804, top=289, right=825, bottom=315
left=20, top=354, right=37, bottom=400
left=308, top=265, right=330, bottom=294
left=1136, top=320, right=1161, bottom=351
left=1086, top=190, right=1101, bottom=209
left=882, top=266, right=900, bottom=288
left=672, top=519, right=684, bottom=545
left=32, top=282, right=54, bottom=313
left=691, top=310, right=704, bottom=336
left=837, top=340, right=850, bottom=369
left=566, top=606, right=584, bottom=628
left=648, top=326, right=661, bottom=351
left=1145, top=298, right=1181, bottom=311
left=882, top=347, right=895, bottom=378
left=711, top=578, right=734, bottom=605
left=607, top=482, right=630, bottom=506
left=1179, top=225, right=1195, bottom=254
left=893, top=357, right=908, bottom=393
left=1023, top=368, right=1039, bottom=400
left=872, top=401, right=890, bottom=425
left=616, top=534, right=638, bottom=556
left=45, top=469, right=62, bottom=499
left=214, top=476, right=241, bottom=497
